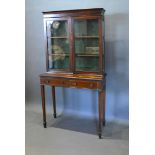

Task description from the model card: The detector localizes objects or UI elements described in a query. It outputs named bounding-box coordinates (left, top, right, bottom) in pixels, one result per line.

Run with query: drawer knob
left=90, top=83, right=94, bottom=87
left=72, top=82, right=77, bottom=86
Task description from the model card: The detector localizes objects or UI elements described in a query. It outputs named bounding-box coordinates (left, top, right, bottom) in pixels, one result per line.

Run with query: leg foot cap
left=53, top=113, right=57, bottom=118
left=43, top=122, right=47, bottom=128
left=103, top=120, right=106, bottom=126
left=99, top=134, right=102, bottom=139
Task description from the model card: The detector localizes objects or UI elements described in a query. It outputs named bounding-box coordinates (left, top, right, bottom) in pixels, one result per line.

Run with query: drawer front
left=69, top=80, right=98, bottom=89
left=40, top=78, right=101, bottom=89
left=40, top=79, right=63, bottom=86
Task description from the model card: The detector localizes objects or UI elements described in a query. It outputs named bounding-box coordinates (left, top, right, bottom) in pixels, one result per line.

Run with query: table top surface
left=40, top=71, right=104, bottom=81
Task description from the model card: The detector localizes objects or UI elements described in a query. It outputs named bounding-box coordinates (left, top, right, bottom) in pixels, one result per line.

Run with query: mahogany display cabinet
left=39, top=8, right=106, bottom=138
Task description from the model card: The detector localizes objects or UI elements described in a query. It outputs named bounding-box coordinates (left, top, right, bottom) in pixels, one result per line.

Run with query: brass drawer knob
left=72, top=82, right=77, bottom=86
left=90, top=83, right=94, bottom=87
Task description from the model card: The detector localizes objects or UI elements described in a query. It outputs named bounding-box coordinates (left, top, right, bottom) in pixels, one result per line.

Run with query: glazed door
left=46, top=19, right=70, bottom=71
left=73, top=17, right=101, bottom=72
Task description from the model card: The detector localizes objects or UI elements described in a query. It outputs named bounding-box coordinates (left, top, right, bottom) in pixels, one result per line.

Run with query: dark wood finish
left=98, top=90, right=104, bottom=139
left=43, top=8, right=105, bottom=18
left=40, top=85, right=47, bottom=128
left=40, top=8, right=106, bottom=139
left=43, top=9, right=104, bottom=74
left=52, top=86, right=57, bottom=118
left=40, top=72, right=106, bottom=138
left=69, top=17, right=75, bottom=73
left=43, top=18, right=48, bottom=71
left=75, top=36, right=99, bottom=39
left=98, top=16, right=104, bottom=74
left=41, top=77, right=101, bottom=90
left=103, top=78, right=106, bottom=126
left=40, top=72, right=103, bottom=80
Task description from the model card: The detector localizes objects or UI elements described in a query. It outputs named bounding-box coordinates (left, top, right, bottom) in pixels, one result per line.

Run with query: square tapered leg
left=98, top=90, right=105, bottom=139
left=41, top=85, right=47, bottom=128
left=52, top=86, right=57, bottom=118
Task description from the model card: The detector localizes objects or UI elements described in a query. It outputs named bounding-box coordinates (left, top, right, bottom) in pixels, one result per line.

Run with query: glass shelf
left=46, top=17, right=101, bottom=72
left=75, top=36, right=99, bottom=39
left=49, top=36, right=68, bottom=39
left=48, top=53, right=69, bottom=56
left=47, top=20, right=70, bottom=70
left=76, top=54, right=98, bottom=57
left=74, top=18, right=99, bottom=71
left=74, top=19, right=99, bottom=36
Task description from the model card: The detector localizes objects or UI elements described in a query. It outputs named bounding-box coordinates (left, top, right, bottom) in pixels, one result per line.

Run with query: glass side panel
left=47, top=20, right=69, bottom=70
left=74, top=19, right=99, bottom=71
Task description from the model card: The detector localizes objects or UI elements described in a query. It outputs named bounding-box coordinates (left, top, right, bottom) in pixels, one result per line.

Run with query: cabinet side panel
left=43, top=19, right=49, bottom=71
left=98, top=16, right=104, bottom=74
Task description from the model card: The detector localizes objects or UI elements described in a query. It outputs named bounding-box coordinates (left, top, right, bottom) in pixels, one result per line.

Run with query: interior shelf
left=49, top=53, right=69, bottom=56
left=76, top=54, right=98, bottom=57
left=45, top=13, right=104, bottom=72
left=49, top=53, right=98, bottom=57
left=49, top=36, right=99, bottom=39
left=75, top=36, right=99, bottom=39
left=49, top=36, right=68, bottom=39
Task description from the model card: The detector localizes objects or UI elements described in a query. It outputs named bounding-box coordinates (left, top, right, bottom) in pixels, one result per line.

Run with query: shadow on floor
left=46, top=113, right=129, bottom=140
left=26, top=110, right=129, bottom=140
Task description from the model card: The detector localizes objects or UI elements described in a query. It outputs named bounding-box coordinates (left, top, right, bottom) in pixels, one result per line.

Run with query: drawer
left=40, top=78, right=100, bottom=89
left=41, top=79, right=63, bottom=86
left=69, top=80, right=98, bottom=89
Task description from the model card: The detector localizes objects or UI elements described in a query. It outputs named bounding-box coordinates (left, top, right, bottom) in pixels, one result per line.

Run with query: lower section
left=41, top=78, right=102, bottom=90
left=40, top=73, right=106, bottom=138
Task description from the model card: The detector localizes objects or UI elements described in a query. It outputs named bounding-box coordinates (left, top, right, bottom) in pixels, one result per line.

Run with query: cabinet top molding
left=42, top=8, right=105, bottom=18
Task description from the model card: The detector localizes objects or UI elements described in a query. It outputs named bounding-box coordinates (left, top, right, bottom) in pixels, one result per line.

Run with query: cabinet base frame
left=40, top=73, right=106, bottom=139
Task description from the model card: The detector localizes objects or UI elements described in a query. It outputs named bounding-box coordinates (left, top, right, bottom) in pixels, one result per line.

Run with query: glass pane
left=74, top=19, right=98, bottom=36
left=74, top=19, right=99, bottom=71
left=47, top=20, right=69, bottom=69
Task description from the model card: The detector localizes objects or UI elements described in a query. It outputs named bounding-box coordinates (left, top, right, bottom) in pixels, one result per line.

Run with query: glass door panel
left=47, top=20, right=69, bottom=70
left=74, top=19, right=99, bottom=71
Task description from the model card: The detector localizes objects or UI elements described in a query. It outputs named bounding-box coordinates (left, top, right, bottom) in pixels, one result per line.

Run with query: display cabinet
left=40, top=8, right=106, bottom=139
